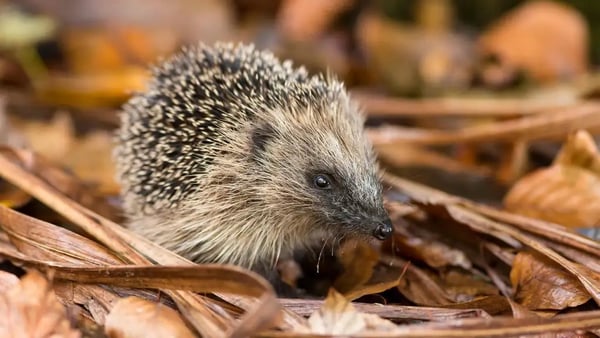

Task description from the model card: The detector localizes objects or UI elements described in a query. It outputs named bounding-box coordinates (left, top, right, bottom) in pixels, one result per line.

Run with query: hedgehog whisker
left=316, top=236, right=330, bottom=274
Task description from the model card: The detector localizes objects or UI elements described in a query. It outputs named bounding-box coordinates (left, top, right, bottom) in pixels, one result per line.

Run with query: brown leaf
left=510, top=251, right=591, bottom=310
left=35, top=67, right=149, bottom=108
left=277, top=0, right=355, bottom=42
left=396, top=261, right=455, bottom=306
left=105, top=296, right=194, bottom=338
left=505, top=130, right=600, bottom=228
left=0, top=98, right=26, bottom=148
left=0, top=270, right=18, bottom=293
left=303, top=289, right=397, bottom=335
left=0, top=180, right=31, bottom=208
left=0, top=270, right=80, bottom=338
left=0, top=202, right=124, bottom=266
left=333, top=239, right=379, bottom=294
left=0, top=146, right=120, bottom=221
left=385, top=230, right=472, bottom=270
left=478, top=0, right=588, bottom=84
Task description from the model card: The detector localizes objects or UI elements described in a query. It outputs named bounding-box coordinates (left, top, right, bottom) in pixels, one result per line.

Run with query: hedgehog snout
left=373, top=218, right=393, bottom=240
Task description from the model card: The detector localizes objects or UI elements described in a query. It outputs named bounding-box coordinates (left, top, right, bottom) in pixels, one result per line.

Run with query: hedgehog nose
left=373, top=218, right=393, bottom=240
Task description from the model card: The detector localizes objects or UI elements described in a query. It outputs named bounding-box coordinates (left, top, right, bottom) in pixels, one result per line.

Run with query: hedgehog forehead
left=275, top=98, right=376, bottom=183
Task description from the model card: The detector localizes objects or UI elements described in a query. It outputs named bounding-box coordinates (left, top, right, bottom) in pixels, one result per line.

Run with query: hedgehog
left=114, top=42, right=393, bottom=279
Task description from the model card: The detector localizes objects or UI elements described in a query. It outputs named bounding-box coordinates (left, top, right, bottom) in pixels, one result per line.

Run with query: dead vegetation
left=1, top=0, right=600, bottom=337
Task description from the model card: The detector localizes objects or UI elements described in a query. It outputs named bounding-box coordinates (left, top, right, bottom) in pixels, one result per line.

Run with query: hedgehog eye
left=313, top=174, right=332, bottom=189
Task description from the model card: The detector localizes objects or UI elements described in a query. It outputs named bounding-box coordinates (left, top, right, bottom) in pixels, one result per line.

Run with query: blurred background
left=1, top=0, right=600, bottom=231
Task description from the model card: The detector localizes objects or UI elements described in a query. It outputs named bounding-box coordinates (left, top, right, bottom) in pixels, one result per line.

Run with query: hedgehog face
left=305, top=168, right=393, bottom=241
left=253, top=102, right=393, bottom=242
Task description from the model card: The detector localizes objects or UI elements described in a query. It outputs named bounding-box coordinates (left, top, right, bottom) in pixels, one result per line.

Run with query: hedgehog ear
left=250, top=123, right=274, bottom=160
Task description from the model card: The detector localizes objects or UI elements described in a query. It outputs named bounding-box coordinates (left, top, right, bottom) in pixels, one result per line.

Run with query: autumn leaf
left=333, top=239, right=380, bottom=294
left=505, top=130, right=600, bottom=228
left=510, top=251, right=591, bottom=310
left=478, top=0, right=588, bottom=84
left=303, top=288, right=397, bottom=335
left=105, top=296, right=195, bottom=338
left=0, top=270, right=80, bottom=338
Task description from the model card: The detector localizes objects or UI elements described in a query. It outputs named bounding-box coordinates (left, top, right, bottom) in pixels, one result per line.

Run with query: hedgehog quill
left=114, top=42, right=393, bottom=283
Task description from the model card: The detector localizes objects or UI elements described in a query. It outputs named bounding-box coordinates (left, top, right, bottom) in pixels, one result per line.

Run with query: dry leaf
left=105, top=296, right=195, bottom=338
left=505, top=130, right=600, bottom=228
left=0, top=270, right=80, bottom=338
left=303, top=289, right=397, bottom=334
left=510, top=251, right=591, bottom=310
left=12, top=112, right=74, bottom=162
left=0, top=180, right=31, bottom=208
left=356, top=10, right=474, bottom=95
left=396, top=262, right=455, bottom=306
left=333, top=239, right=379, bottom=294
left=0, top=270, right=18, bottom=293
left=0, top=98, right=26, bottom=148
left=61, top=26, right=177, bottom=74
left=35, top=66, right=148, bottom=108
left=10, top=112, right=119, bottom=194
left=385, top=230, right=472, bottom=270
left=478, top=0, right=588, bottom=84
left=277, top=0, right=354, bottom=42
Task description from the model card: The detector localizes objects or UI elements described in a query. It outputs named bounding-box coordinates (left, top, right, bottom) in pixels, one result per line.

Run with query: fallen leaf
left=510, top=251, right=591, bottom=310
left=333, top=239, right=380, bottom=294
left=0, top=270, right=80, bottom=338
left=505, top=130, right=600, bottom=228
left=105, top=296, right=195, bottom=338
left=356, top=9, right=474, bottom=95
left=478, top=0, right=588, bottom=84
left=304, top=288, right=397, bottom=334
left=0, top=5, right=56, bottom=48
left=277, top=0, right=355, bottom=42
left=385, top=230, right=472, bottom=270
left=0, top=270, right=18, bottom=292
left=10, top=112, right=120, bottom=195
left=35, top=66, right=149, bottom=108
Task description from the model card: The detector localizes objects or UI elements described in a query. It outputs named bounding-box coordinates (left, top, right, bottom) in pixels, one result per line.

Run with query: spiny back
left=115, top=43, right=345, bottom=216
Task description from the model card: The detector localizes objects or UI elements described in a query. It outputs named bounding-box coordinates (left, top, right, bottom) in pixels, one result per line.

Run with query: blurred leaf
left=356, top=10, right=474, bottom=95
left=0, top=270, right=18, bottom=293
left=478, top=0, right=588, bottom=85
left=0, top=6, right=56, bottom=48
left=277, top=0, right=355, bottom=42
left=105, top=296, right=195, bottom=338
left=0, top=270, right=79, bottom=338
left=35, top=67, right=148, bottom=108
left=510, top=251, right=591, bottom=310
left=11, top=112, right=119, bottom=195
left=505, top=130, right=600, bottom=228
left=61, top=26, right=177, bottom=74
left=0, top=180, right=31, bottom=208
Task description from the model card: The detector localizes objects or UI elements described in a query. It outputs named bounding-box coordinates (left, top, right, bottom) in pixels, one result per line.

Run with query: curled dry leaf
left=510, top=251, right=591, bottom=310
left=105, top=296, right=195, bottom=338
left=478, top=0, right=588, bottom=84
left=505, top=130, right=600, bottom=228
left=302, top=289, right=397, bottom=335
left=333, top=239, right=380, bottom=294
left=0, top=270, right=80, bottom=338
left=384, top=230, right=472, bottom=270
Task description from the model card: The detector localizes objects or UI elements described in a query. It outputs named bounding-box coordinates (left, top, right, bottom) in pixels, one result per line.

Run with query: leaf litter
left=1, top=1, right=600, bottom=337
